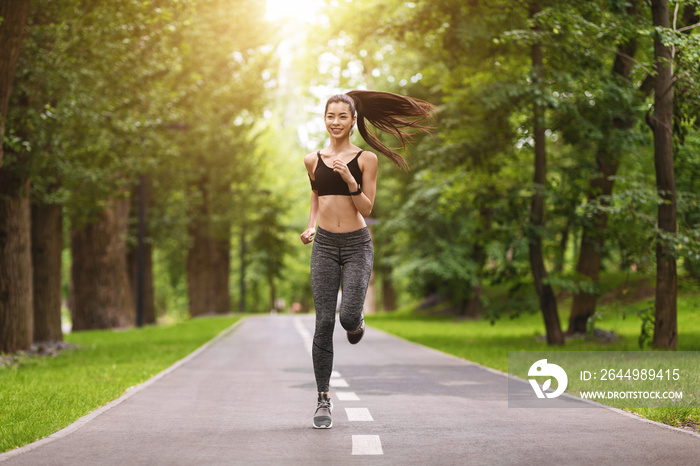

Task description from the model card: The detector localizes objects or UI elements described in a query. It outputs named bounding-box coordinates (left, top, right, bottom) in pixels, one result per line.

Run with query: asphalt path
left=1, top=314, right=699, bottom=465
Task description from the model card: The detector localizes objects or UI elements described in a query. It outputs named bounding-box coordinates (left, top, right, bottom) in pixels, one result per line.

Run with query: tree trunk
left=554, top=219, right=570, bottom=274
left=127, top=177, right=155, bottom=325
left=210, top=232, right=232, bottom=314
left=568, top=17, right=641, bottom=334
left=649, top=0, right=677, bottom=350
left=126, top=234, right=156, bottom=325
left=187, top=221, right=232, bottom=316
left=381, top=268, right=396, bottom=311
left=0, top=179, right=33, bottom=353
left=238, top=221, right=247, bottom=312
left=462, top=243, right=487, bottom=318
left=269, top=272, right=277, bottom=311
left=0, top=0, right=33, bottom=353
left=187, top=178, right=232, bottom=317
left=463, top=284, right=483, bottom=318
left=70, top=199, right=135, bottom=330
left=568, top=152, right=620, bottom=333
left=528, top=1, right=563, bottom=346
left=31, top=202, right=63, bottom=343
left=0, top=0, right=31, bottom=166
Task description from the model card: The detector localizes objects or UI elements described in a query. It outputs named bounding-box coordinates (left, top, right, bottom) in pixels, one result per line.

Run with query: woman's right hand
left=300, top=227, right=315, bottom=245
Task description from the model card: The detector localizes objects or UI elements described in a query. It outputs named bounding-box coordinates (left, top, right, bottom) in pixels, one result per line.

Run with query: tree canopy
left=1, top=0, right=698, bottom=352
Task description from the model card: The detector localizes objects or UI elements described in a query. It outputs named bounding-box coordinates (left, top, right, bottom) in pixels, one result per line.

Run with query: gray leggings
left=310, top=226, right=373, bottom=392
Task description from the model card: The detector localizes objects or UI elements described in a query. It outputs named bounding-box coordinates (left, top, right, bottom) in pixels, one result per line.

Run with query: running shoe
left=313, top=393, right=333, bottom=429
left=347, top=320, right=365, bottom=344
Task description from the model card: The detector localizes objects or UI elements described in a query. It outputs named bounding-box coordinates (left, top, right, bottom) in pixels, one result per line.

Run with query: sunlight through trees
left=1, top=0, right=698, bottom=353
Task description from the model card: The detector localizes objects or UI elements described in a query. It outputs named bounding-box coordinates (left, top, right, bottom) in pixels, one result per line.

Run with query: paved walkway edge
left=0, top=319, right=245, bottom=463
left=382, top=329, right=700, bottom=441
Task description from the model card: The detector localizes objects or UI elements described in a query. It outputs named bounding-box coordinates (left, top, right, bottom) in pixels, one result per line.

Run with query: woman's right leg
left=310, top=237, right=341, bottom=393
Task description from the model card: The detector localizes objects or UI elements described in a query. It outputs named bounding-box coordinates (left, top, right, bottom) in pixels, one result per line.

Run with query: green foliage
left=245, top=191, right=291, bottom=311
left=675, top=129, right=700, bottom=277
left=145, top=0, right=278, bottom=315
left=383, top=178, right=475, bottom=304
left=7, top=0, right=700, bottom=325
left=8, top=0, right=197, bottom=218
left=8, top=0, right=292, bottom=319
left=152, top=248, right=189, bottom=320
left=309, top=0, right=700, bottom=324
left=630, top=301, right=657, bottom=349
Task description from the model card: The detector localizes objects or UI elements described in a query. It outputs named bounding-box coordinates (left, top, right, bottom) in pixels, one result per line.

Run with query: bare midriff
left=318, top=196, right=366, bottom=233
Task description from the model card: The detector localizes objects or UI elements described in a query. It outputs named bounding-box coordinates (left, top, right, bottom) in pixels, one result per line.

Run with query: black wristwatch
left=350, top=185, right=362, bottom=196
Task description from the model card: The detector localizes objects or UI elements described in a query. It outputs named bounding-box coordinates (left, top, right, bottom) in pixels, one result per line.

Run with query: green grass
left=366, top=293, right=700, bottom=430
left=0, top=315, right=239, bottom=454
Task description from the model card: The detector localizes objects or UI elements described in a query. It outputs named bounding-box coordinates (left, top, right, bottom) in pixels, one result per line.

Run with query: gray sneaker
left=313, top=393, right=333, bottom=429
left=347, top=321, right=365, bottom=344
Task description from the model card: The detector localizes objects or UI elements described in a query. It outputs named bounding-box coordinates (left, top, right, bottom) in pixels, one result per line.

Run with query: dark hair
left=325, top=90, right=437, bottom=171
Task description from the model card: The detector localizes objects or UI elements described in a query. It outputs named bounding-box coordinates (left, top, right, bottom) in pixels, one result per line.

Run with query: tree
left=70, top=199, right=135, bottom=330
left=247, top=192, right=290, bottom=312
left=31, top=202, right=63, bottom=341
left=13, top=0, right=94, bottom=340
left=127, top=177, right=156, bottom=326
left=1, top=0, right=284, bottom=341
left=61, top=1, right=175, bottom=330
left=7, top=0, right=207, bottom=332
left=674, top=3, right=700, bottom=285
left=186, top=179, right=233, bottom=317
left=0, top=0, right=30, bottom=166
left=527, top=0, right=564, bottom=345
left=648, top=0, right=677, bottom=349
left=567, top=3, right=650, bottom=334
left=158, top=0, right=274, bottom=317
left=0, top=0, right=33, bottom=353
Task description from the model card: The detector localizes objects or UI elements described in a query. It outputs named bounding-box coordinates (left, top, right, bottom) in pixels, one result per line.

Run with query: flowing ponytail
left=325, top=90, right=437, bottom=171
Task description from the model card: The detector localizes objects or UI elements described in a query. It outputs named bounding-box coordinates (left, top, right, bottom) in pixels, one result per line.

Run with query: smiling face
left=324, top=102, right=356, bottom=140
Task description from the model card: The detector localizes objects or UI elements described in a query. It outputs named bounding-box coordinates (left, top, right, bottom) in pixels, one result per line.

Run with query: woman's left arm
left=350, top=151, right=377, bottom=218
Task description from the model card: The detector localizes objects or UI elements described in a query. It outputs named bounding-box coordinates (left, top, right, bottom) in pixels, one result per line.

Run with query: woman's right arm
left=301, top=191, right=318, bottom=244
left=301, top=153, right=318, bottom=245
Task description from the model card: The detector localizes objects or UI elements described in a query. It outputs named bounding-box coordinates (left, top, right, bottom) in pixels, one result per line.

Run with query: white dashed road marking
left=294, top=317, right=383, bottom=455
left=345, top=407, right=374, bottom=421
left=352, top=435, right=383, bottom=455
left=293, top=317, right=313, bottom=355
left=336, top=391, right=360, bottom=401
left=330, top=378, right=349, bottom=388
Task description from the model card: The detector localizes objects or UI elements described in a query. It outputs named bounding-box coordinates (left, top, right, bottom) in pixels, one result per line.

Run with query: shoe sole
left=313, top=418, right=332, bottom=429
left=347, top=329, right=364, bottom=344
left=347, top=322, right=365, bottom=344
left=313, top=400, right=333, bottom=428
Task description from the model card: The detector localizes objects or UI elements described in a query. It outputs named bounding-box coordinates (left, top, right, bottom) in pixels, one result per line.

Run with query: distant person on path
left=300, top=90, right=436, bottom=428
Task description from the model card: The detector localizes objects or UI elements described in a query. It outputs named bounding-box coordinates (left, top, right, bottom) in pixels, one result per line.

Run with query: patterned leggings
left=310, top=226, right=373, bottom=392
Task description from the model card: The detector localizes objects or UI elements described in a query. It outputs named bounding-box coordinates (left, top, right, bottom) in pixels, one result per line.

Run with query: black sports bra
left=309, top=150, right=363, bottom=196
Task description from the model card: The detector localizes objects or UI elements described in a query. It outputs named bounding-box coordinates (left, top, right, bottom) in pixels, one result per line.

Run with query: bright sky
left=265, top=0, right=325, bottom=22
left=265, top=0, right=334, bottom=150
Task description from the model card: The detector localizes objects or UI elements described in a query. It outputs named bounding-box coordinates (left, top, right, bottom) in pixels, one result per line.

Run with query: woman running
left=300, top=90, right=436, bottom=428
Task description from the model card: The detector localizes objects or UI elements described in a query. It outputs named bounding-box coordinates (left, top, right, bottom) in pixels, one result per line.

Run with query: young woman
left=300, top=90, right=436, bottom=429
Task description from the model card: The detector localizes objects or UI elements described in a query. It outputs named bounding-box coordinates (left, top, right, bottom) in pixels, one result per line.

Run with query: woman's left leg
left=338, top=233, right=373, bottom=335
